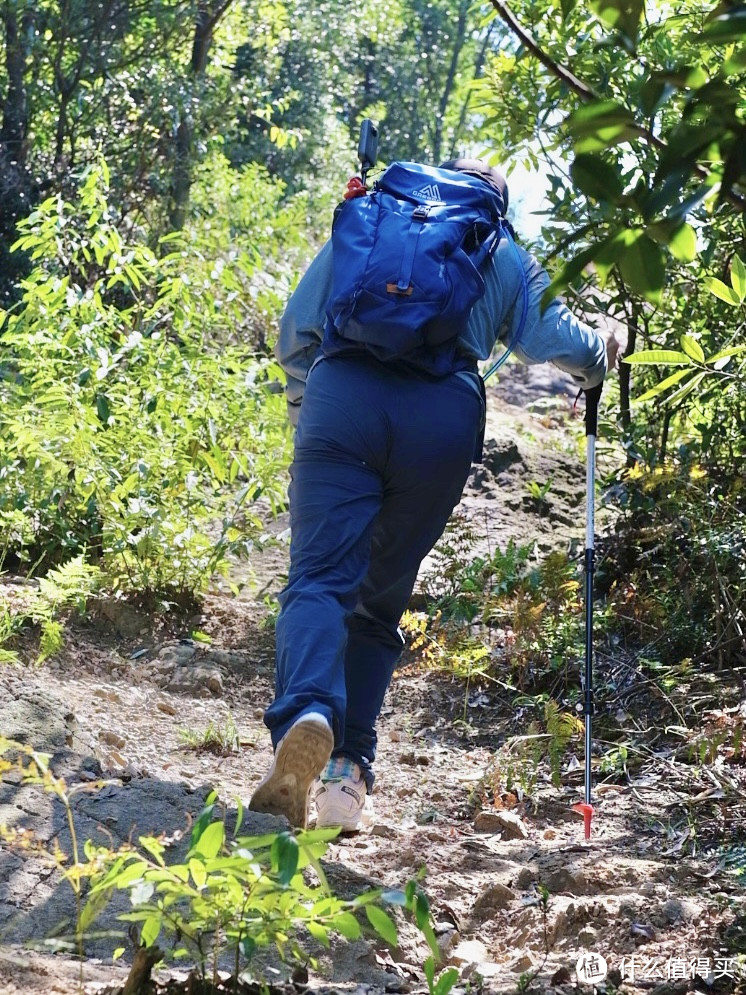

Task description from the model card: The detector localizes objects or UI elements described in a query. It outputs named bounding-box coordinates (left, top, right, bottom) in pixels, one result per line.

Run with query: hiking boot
left=249, top=712, right=333, bottom=829
left=313, top=756, right=374, bottom=832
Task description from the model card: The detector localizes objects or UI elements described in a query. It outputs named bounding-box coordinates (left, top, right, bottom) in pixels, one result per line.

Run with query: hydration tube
left=482, top=226, right=529, bottom=382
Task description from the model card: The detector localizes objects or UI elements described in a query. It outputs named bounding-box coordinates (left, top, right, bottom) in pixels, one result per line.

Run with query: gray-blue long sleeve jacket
left=276, top=238, right=607, bottom=426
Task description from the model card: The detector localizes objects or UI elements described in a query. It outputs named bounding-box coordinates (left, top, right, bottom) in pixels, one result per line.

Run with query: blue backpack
left=322, top=161, right=507, bottom=376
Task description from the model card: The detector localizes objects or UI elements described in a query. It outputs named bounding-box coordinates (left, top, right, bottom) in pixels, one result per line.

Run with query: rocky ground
left=1, top=364, right=745, bottom=995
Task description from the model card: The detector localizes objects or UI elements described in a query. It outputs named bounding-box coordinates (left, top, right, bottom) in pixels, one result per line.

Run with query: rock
left=510, top=952, right=534, bottom=973
left=156, top=700, right=177, bottom=715
left=168, top=665, right=223, bottom=697
left=92, top=687, right=123, bottom=704
left=661, top=897, right=702, bottom=924
left=545, top=867, right=587, bottom=895
left=157, top=643, right=198, bottom=667
left=578, top=925, right=598, bottom=948
left=370, top=823, right=400, bottom=839
left=472, top=883, right=517, bottom=917
left=449, top=939, right=489, bottom=965
left=436, top=929, right=459, bottom=958
left=474, top=810, right=528, bottom=839
left=99, top=730, right=126, bottom=749
left=515, top=867, right=535, bottom=890
left=95, top=599, right=150, bottom=638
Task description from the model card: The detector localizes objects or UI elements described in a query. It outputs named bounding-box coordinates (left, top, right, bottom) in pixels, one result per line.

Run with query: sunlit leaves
left=589, top=0, right=644, bottom=43
left=570, top=153, right=624, bottom=202
left=565, top=100, right=640, bottom=153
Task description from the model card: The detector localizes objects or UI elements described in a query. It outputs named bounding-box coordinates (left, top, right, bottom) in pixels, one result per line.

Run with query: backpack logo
left=412, top=183, right=442, bottom=202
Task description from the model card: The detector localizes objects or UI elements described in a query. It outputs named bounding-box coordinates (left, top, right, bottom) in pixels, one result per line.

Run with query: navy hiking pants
left=264, top=355, right=483, bottom=788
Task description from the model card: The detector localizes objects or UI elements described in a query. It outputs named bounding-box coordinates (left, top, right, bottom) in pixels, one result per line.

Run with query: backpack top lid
left=439, top=158, right=509, bottom=215
left=375, top=161, right=506, bottom=224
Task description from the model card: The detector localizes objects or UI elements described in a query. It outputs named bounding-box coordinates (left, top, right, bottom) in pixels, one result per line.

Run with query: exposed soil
left=1, top=364, right=745, bottom=995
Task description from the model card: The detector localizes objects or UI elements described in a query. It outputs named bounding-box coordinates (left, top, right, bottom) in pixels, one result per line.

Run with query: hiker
left=249, top=158, right=620, bottom=831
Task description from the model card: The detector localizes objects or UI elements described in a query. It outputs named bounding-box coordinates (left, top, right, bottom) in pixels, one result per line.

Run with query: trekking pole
left=572, top=382, right=602, bottom=841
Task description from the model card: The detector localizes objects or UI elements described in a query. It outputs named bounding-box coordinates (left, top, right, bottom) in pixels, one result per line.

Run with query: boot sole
left=249, top=717, right=333, bottom=828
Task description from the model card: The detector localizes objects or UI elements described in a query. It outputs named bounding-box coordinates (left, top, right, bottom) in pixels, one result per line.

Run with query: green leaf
left=571, top=153, right=624, bottom=202
left=307, top=920, right=331, bottom=948
left=272, top=832, right=299, bottom=885
left=623, top=350, right=693, bottom=365
left=617, top=235, right=666, bottom=302
left=680, top=335, right=705, bottom=363
left=705, top=345, right=746, bottom=365
left=633, top=368, right=692, bottom=404
left=234, top=798, right=244, bottom=836
left=665, top=371, right=706, bottom=406
left=667, top=223, right=697, bottom=263
left=189, top=858, right=207, bottom=888
left=333, top=912, right=362, bottom=940
left=424, top=956, right=436, bottom=992
left=731, top=255, right=746, bottom=301
left=589, top=0, right=644, bottom=40
left=191, top=820, right=224, bottom=859
left=140, top=914, right=161, bottom=947
left=701, top=8, right=746, bottom=42
left=366, top=906, right=398, bottom=947
left=190, top=800, right=217, bottom=849
left=560, top=0, right=577, bottom=18
left=435, top=968, right=460, bottom=995
left=113, top=948, right=125, bottom=961
left=139, top=836, right=165, bottom=867
left=704, top=277, right=741, bottom=306
left=95, top=394, right=111, bottom=424
left=414, top=892, right=431, bottom=930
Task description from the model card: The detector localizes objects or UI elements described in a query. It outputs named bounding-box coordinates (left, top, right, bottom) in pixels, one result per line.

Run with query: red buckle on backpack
left=344, top=176, right=368, bottom=200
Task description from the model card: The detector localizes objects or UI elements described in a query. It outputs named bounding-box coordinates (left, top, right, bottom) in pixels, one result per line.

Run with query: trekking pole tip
left=571, top=802, right=594, bottom=840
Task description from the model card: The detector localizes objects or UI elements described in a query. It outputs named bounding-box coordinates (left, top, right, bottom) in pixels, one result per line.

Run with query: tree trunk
left=168, top=1, right=234, bottom=231
left=0, top=2, right=35, bottom=304
left=431, top=0, right=469, bottom=164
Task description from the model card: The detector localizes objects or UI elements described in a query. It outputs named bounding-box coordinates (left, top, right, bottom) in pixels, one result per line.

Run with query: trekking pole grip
left=584, top=383, right=602, bottom=438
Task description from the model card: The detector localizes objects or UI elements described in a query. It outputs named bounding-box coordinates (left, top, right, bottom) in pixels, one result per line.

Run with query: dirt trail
left=1, top=364, right=744, bottom=995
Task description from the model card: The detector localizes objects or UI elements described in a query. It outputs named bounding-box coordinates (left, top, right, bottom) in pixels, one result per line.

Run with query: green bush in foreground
left=0, top=161, right=291, bottom=598
left=0, top=738, right=450, bottom=991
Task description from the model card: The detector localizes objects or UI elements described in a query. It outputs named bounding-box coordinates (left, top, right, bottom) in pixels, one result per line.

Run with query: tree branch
left=487, top=0, right=745, bottom=210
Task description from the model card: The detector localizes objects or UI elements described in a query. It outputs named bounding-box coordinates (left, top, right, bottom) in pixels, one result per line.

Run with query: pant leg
left=263, top=358, right=389, bottom=747
left=338, top=372, right=484, bottom=785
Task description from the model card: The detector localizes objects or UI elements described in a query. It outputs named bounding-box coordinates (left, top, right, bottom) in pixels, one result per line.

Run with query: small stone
left=370, top=823, right=400, bottom=839
left=389, top=730, right=403, bottom=742
left=253, top=707, right=265, bottom=720
left=436, top=929, right=459, bottom=958
left=545, top=867, right=587, bottom=895
left=510, top=953, right=534, bottom=973
left=449, top=939, right=489, bottom=965
left=93, top=688, right=123, bottom=704
left=474, top=810, right=529, bottom=839
left=515, top=867, right=535, bottom=890
left=578, top=925, right=598, bottom=948
left=472, top=883, right=517, bottom=916
left=662, top=897, right=702, bottom=923
left=168, top=665, right=224, bottom=697
left=543, top=828, right=557, bottom=840
left=99, top=730, right=126, bottom=749
left=156, top=700, right=177, bottom=716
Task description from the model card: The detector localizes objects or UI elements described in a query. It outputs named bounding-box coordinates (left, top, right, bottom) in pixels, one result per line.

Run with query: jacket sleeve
left=275, top=241, right=334, bottom=426
left=508, top=245, right=608, bottom=390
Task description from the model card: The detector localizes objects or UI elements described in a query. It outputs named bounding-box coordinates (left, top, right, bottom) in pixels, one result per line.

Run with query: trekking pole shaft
left=583, top=384, right=600, bottom=810
left=584, top=436, right=595, bottom=807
